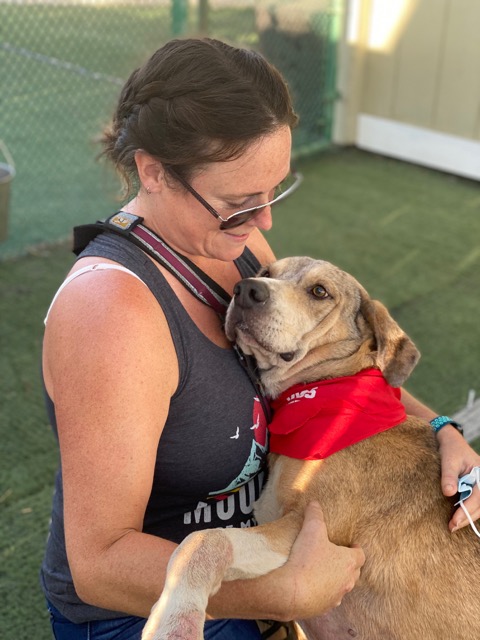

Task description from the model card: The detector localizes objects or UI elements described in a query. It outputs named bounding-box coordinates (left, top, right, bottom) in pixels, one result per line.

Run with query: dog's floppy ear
left=359, top=291, right=420, bottom=387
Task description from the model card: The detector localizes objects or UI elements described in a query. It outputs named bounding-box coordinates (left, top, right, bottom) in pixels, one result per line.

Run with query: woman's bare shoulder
left=43, top=261, right=179, bottom=402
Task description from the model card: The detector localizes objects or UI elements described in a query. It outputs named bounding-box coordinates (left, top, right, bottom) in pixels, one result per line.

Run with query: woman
left=41, top=38, right=479, bottom=639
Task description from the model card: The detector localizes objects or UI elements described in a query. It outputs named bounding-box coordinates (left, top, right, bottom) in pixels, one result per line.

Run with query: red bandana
left=269, top=368, right=406, bottom=460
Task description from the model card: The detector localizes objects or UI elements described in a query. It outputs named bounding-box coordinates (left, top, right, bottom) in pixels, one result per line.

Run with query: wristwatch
left=430, top=415, right=464, bottom=436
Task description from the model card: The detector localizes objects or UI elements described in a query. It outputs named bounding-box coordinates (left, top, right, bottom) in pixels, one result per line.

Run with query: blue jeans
left=46, top=600, right=263, bottom=639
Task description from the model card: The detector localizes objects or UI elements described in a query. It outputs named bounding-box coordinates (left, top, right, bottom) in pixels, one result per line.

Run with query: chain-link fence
left=0, top=0, right=342, bottom=258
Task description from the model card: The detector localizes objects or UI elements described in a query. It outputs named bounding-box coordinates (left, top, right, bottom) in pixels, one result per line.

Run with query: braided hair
left=101, top=38, right=298, bottom=196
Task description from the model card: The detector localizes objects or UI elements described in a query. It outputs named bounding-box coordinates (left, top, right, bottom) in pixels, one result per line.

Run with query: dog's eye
left=258, top=268, right=270, bottom=278
left=310, top=285, right=329, bottom=299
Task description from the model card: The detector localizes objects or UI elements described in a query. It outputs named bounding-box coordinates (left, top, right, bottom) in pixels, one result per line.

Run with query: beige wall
left=335, top=0, right=480, bottom=178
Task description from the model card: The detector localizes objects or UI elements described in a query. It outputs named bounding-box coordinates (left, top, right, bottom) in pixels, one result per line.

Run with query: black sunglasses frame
left=167, top=167, right=303, bottom=230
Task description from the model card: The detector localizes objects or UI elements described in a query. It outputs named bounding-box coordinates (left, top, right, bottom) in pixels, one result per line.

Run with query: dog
left=142, top=257, right=480, bottom=640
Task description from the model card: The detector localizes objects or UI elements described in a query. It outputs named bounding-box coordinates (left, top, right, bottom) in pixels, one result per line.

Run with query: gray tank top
left=40, top=232, right=269, bottom=623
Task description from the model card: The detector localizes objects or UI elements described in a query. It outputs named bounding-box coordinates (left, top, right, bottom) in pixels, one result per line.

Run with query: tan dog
left=142, top=257, right=480, bottom=640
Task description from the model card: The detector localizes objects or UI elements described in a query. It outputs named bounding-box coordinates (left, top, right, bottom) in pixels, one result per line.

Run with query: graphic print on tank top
left=183, top=394, right=269, bottom=529
left=209, top=395, right=268, bottom=496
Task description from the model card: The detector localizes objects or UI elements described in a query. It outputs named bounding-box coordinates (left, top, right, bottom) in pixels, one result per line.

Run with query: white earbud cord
left=456, top=466, right=480, bottom=538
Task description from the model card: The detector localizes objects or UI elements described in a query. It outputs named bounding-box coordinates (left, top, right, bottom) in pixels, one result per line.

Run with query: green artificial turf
left=1, top=245, right=70, bottom=638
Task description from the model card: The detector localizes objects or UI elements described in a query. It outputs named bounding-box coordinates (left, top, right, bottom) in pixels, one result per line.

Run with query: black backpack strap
left=73, top=211, right=145, bottom=255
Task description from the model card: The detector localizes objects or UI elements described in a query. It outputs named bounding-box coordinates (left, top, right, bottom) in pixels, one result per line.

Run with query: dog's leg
left=142, top=513, right=301, bottom=640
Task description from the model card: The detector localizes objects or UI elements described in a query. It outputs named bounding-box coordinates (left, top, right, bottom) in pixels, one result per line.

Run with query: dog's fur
left=142, top=257, right=480, bottom=640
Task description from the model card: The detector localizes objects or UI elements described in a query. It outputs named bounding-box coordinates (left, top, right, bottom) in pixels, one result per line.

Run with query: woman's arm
left=208, top=502, right=364, bottom=622
left=401, top=388, right=480, bottom=531
left=43, top=266, right=180, bottom=615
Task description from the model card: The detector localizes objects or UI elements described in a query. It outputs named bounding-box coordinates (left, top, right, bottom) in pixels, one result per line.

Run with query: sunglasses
left=167, top=167, right=303, bottom=230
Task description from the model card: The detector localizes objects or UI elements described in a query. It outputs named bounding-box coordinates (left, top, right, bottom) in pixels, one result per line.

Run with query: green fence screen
left=1, top=0, right=342, bottom=257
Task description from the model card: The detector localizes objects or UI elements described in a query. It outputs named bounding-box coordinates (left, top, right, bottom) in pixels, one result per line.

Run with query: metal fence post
left=198, top=0, right=209, bottom=35
left=171, top=0, right=189, bottom=36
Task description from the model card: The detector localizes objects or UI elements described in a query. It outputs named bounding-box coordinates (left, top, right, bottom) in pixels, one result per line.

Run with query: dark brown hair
left=101, top=38, right=298, bottom=195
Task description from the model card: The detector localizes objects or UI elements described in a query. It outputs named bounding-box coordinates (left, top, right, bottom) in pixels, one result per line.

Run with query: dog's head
left=225, top=257, right=420, bottom=398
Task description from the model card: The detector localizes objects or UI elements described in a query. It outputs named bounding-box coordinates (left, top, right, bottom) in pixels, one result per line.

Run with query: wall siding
left=360, top=0, right=480, bottom=139
left=337, top=0, right=480, bottom=178
left=433, top=0, right=480, bottom=139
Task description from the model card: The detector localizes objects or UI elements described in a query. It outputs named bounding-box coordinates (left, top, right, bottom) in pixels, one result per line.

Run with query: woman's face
left=152, top=125, right=292, bottom=261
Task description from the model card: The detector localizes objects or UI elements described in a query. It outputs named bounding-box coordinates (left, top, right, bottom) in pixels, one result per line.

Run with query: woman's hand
left=207, top=501, right=365, bottom=623
left=277, top=502, right=365, bottom=620
left=436, top=426, right=480, bottom=532
left=400, top=390, right=480, bottom=533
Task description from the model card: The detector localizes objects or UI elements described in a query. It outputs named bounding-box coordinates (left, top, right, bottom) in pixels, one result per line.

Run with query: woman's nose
left=250, top=204, right=273, bottom=231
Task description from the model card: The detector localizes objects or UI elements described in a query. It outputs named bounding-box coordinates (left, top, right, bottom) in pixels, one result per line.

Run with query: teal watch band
left=430, top=415, right=464, bottom=436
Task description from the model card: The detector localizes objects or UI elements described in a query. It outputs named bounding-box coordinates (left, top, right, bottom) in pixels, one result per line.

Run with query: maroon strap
left=131, top=225, right=229, bottom=315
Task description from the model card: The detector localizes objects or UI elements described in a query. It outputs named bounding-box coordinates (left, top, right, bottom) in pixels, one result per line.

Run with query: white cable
left=458, top=502, right=480, bottom=538
left=456, top=467, right=480, bottom=538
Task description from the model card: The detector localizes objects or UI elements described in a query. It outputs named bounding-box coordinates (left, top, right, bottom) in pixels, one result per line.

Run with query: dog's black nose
left=233, top=279, right=270, bottom=309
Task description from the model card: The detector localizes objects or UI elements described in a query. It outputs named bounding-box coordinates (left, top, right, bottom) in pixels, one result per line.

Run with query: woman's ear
left=134, top=149, right=164, bottom=194
left=360, top=292, right=421, bottom=387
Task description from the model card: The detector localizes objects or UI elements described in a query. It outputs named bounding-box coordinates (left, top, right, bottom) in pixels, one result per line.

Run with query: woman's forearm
left=71, top=530, right=176, bottom=617
left=74, top=503, right=363, bottom=624
left=400, top=388, right=437, bottom=421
